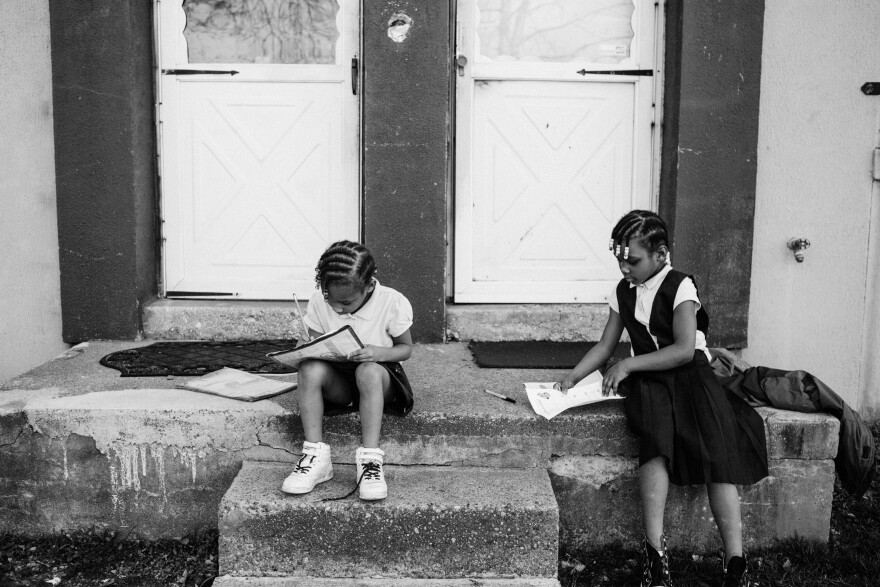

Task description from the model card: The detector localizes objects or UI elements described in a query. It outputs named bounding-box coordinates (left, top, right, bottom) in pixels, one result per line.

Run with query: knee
left=297, top=360, right=331, bottom=388
left=355, top=363, right=385, bottom=395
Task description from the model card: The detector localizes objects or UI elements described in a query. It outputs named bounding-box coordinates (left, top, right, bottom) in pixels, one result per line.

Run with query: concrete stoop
left=0, top=341, right=841, bottom=557
left=214, top=462, right=559, bottom=585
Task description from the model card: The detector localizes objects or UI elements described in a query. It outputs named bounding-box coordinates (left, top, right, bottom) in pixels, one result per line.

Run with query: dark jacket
left=711, top=352, right=876, bottom=498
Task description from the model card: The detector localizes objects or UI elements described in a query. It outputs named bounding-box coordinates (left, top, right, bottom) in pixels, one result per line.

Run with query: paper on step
left=524, top=370, right=621, bottom=420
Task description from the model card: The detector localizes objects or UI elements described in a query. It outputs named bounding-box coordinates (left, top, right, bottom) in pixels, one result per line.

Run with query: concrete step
left=142, top=299, right=609, bottom=342
left=446, top=303, right=607, bottom=342
left=218, top=462, right=559, bottom=582
left=213, top=578, right=559, bottom=586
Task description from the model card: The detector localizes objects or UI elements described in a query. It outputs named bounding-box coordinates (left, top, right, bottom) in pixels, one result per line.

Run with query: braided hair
left=609, top=210, right=669, bottom=260
left=314, top=240, right=377, bottom=293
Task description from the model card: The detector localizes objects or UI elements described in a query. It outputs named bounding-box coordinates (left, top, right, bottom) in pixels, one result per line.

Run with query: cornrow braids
left=609, top=210, right=669, bottom=259
left=314, top=240, right=378, bottom=293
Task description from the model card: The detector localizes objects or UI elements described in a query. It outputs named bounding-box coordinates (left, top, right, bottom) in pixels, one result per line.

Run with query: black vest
left=616, top=269, right=709, bottom=356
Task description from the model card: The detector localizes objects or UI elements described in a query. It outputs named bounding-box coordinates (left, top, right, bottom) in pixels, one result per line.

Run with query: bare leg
left=708, top=482, right=743, bottom=564
left=297, top=360, right=356, bottom=443
left=355, top=363, right=394, bottom=448
left=640, top=456, right=670, bottom=549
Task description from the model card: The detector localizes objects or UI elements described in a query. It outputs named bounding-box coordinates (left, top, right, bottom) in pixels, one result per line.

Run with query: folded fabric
left=711, top=352, right=876, bottom=498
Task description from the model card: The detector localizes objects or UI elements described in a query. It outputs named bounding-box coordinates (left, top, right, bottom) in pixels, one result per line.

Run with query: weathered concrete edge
left=0, top=390, right=840, bottom=540
left=213, top=578, right=561, bottom=587
left=143, top=300, right=307, bottom=341
left=446, top=304, right=610, bottom=342
left=144, top=300, right=611, bottom=343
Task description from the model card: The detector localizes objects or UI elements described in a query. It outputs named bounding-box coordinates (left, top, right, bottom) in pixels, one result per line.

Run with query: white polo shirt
left=608, top=264, right=710, bottom=358
left=303, top=280, right=413, bottom=347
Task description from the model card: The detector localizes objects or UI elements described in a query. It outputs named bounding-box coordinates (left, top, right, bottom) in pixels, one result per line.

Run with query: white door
left=156, top=0, right=360, bottom=299
left=454, top=0, right=660, bottom=303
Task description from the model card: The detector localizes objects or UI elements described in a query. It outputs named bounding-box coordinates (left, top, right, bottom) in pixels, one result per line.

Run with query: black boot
left=722, top=555, right=750, bottom=587
left=641, top=536, right=673, bottom=586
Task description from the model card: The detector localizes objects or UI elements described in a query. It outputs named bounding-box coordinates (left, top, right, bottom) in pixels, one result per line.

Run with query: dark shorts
left=318, top=361, right=414, bottom=417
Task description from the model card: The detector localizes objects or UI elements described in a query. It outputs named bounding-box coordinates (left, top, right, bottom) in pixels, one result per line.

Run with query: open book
left=177, top=367, right=297, bottom=402
left=267, top=325, right=364, bottom=370
left=524, top=370, right=621, bottom=420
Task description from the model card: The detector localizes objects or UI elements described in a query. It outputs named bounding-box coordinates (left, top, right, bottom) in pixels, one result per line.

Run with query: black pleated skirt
left=621, top=351, right=768, bottom=486
left=321, top=361, right=414, bottom=417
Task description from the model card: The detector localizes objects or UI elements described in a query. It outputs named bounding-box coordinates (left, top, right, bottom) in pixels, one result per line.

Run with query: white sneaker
left=281, top=441, right=333, bottom=494
left=356, top=447, right=387, bottom=501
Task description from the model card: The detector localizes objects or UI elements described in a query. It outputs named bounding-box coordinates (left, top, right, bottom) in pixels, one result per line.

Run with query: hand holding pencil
left=292, top=293, right=312, bottom=342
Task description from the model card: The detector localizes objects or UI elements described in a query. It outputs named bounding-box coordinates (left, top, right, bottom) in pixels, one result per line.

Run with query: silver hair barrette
left=623, top=246, right=629, bottom=260
left=608, top=239, right=614, bottom=251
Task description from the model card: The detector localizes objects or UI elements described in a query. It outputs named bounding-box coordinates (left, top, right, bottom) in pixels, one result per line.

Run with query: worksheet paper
left=267, top=326, right=364, bottom=369
left=524, top=371, right=621, bottom=420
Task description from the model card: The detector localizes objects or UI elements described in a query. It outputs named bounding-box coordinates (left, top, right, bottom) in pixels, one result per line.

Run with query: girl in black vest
left=555, top=210, right=767, bottom=587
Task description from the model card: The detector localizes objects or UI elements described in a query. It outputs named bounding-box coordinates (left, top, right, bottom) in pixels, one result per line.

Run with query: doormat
left=100, top=340, right=298, bottom=377
left=469, top=341, right=631, bottom=369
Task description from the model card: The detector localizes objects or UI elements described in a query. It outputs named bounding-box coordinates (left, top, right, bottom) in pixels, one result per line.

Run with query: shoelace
left=320, top=460, right=382, bottom=502
left=293, top=454, right=315, bottom=474
left=360, top=461, right=382, bottom=480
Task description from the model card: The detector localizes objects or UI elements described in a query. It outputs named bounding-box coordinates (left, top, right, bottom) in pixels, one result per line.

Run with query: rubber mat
left=469, top=341, right=631, bottom=369
left=99, top=340, right=298, bottom=377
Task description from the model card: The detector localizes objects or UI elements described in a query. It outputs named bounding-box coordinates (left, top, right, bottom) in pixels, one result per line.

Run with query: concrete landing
left=219, top=462, right=559, bottom=581
left=0, top=340, right=841, bottom=550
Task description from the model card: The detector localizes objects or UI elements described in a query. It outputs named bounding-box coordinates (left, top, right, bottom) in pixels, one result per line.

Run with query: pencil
left=484, top=389, right=517, bottom=404
left=292, top=293, right=312, bottom=341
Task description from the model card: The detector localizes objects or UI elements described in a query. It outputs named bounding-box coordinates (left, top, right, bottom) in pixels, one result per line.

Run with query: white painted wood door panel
left=157, top=0, right=359, bottom=299
left=455, top=0, right=659, bottom=303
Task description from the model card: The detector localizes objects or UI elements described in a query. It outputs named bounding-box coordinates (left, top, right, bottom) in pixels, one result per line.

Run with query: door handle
left=456, top=55, right=468, bottom=77
left=162, top=69, right=239, bottom=76
left=352, top=56, right=359, bottom=95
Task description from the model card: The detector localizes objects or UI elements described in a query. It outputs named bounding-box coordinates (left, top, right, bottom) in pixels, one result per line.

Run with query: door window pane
left=183, top=0, right=340, bottom=64
left=476, top=0, right=635, bottom=63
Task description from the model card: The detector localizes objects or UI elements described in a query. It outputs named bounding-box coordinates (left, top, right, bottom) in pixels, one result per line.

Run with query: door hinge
left=873, top=147, right=880, bottom=181
left=351, top=56, right=359, bottom=95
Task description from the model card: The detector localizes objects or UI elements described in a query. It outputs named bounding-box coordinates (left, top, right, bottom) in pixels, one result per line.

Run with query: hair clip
left=623, top=246, right=629, bottom=260
left=615, top=244, right=621, bottom=257
left=608, top=239, right=614, bottom=251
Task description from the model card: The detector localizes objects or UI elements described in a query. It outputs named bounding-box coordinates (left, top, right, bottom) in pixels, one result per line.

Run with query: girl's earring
left=665, top=252, right=672, bottom=265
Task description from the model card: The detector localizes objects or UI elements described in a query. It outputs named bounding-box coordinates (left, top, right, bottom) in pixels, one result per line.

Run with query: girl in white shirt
left=555, top=211, right=767, bottom=587
left=281, top=240, right=413, bottom=501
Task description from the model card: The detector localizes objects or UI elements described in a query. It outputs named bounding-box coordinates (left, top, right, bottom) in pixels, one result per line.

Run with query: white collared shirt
left=303, top=280, right=413, bottom=347
left=608, top=264, right=709, bottom=357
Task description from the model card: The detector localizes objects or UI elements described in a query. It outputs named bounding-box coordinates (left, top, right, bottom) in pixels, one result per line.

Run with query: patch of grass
left=0, top=527, right=218, bottom=587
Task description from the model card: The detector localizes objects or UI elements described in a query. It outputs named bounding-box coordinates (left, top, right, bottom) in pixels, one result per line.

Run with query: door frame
left=449, top=0, right=666, bottom=303
left=152, top=0, right=364, bottom=299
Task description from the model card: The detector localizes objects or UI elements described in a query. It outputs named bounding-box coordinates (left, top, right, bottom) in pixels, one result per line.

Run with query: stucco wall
left=0, top=1, right=66, bottom=383
left=745, top=0, right=880, bottom=414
